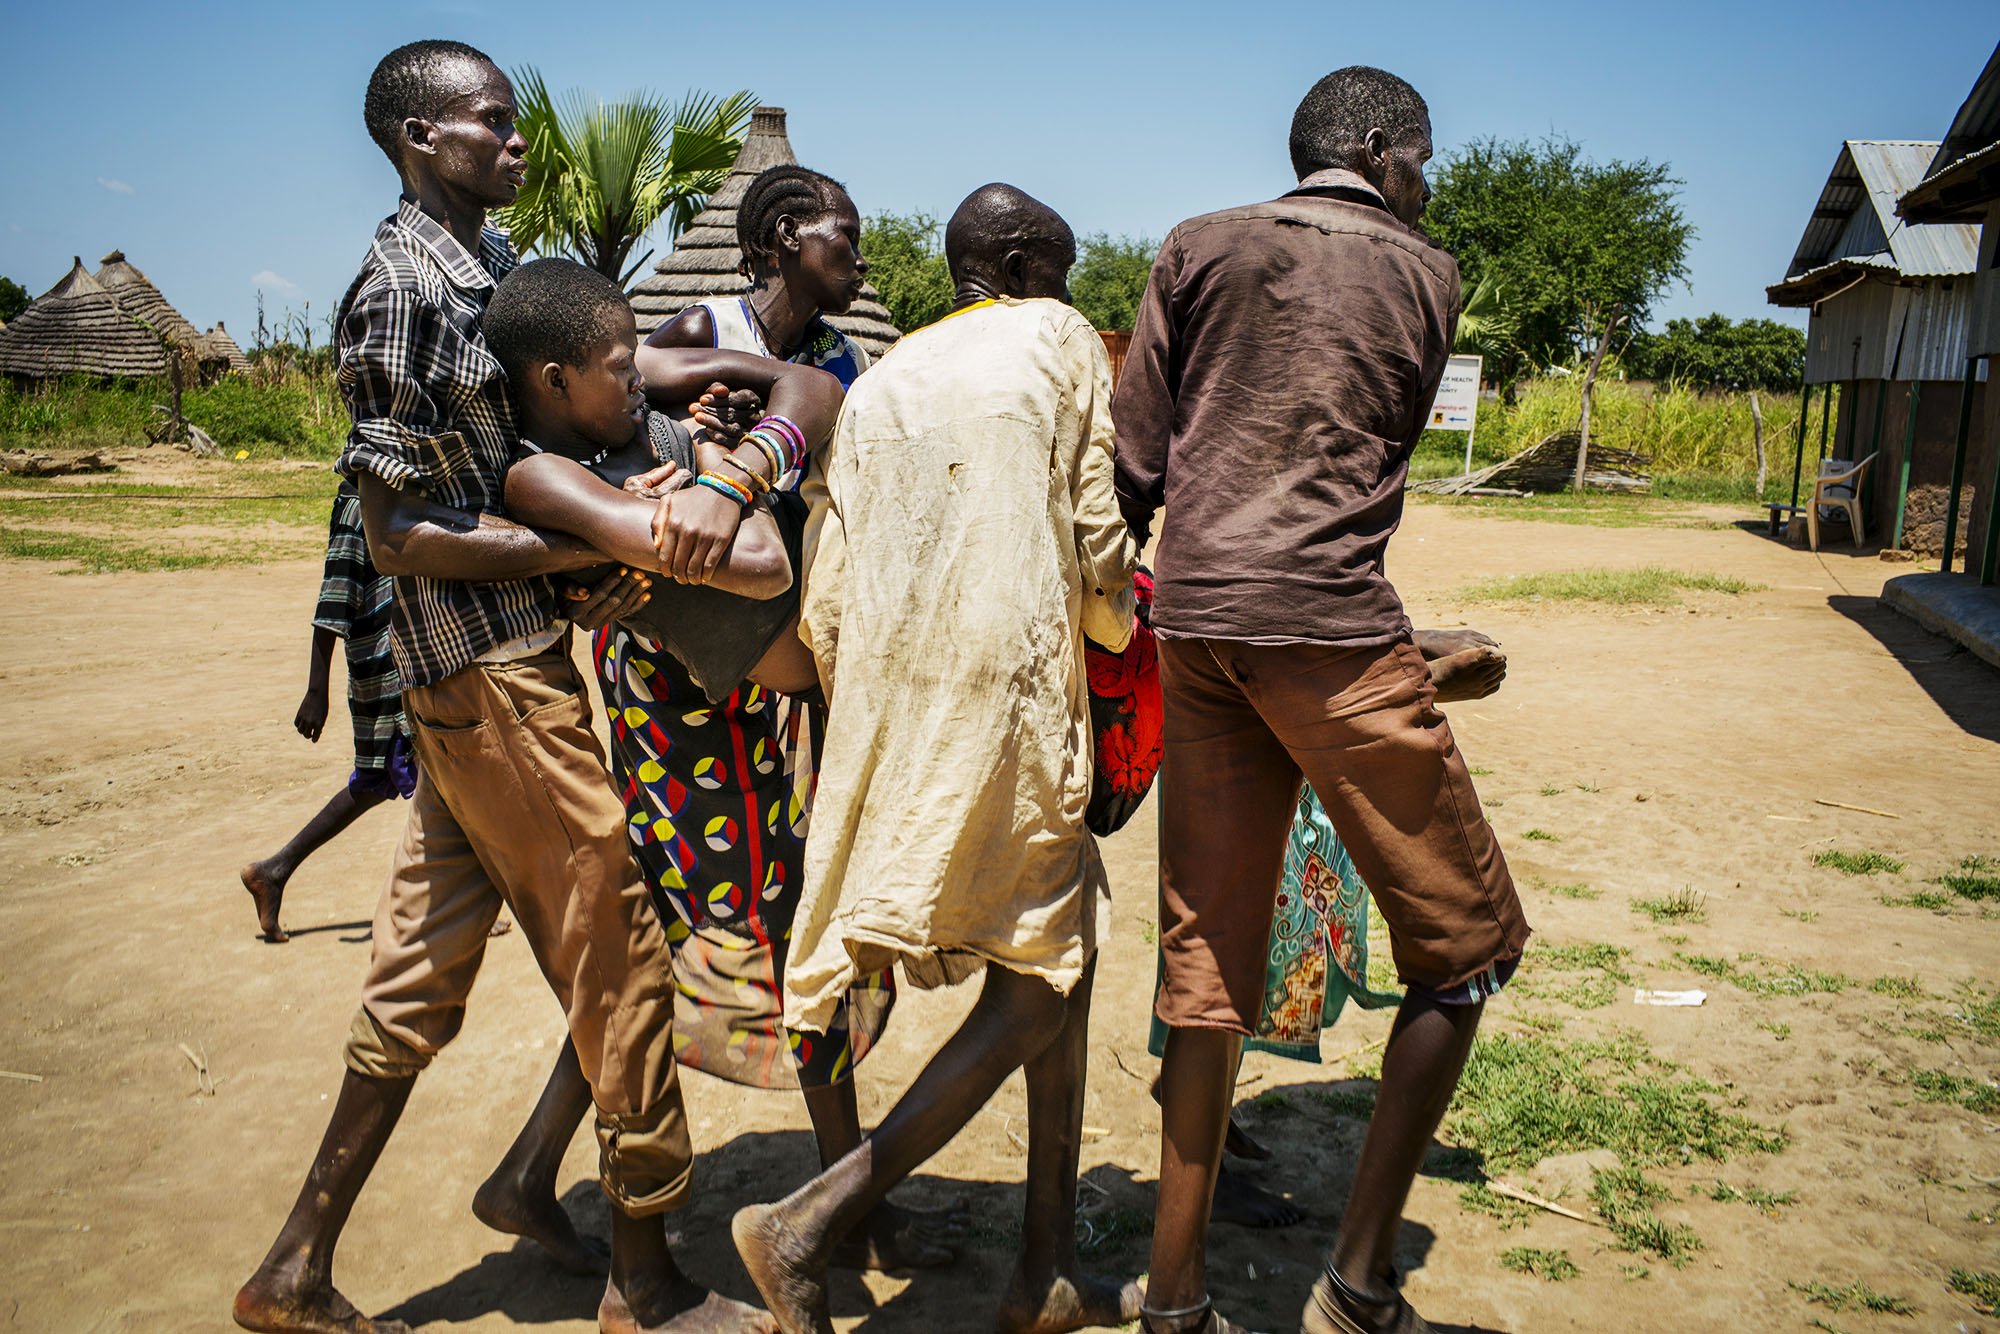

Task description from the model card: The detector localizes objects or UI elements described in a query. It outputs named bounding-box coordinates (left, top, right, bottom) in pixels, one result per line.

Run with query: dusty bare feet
left=830, top=1198, right=967, bottom=1271
left=1412, top=627, right=1498, bottom=660
left=471, top=1169, right=608, bottom=1275
left=996, top=1265, right=1143, bottom=1334
left=240, top=862, right=290, bottom=943
left=1223, top=1114, right=1271, bottom=1161
left=1427, top=646, right=1507, bottom=703
left=731, top=1201, right=833, bottom=1334
left=232, top=1258, right=409, bottom=1333
left=1210, top=1163, right=1305, bottom=1228
left=599, top=1278, right=775, bottom=1334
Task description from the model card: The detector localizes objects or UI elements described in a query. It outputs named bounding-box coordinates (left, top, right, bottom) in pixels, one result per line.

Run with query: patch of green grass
left=1868, top=976, right=1923, bottom=999
left=1470, top=766, right=1494, bottom=777
left=1446, top=1032, right=1786, bottom=1173
left=1499, top=1247, right=1579, bottom=1282
left=1954, top=984, right=2000, bottom=1043
left=1457, top=1180, right=1537, bottom=1229
left=1538, top=784, right=1563, bottom=796
left=1619, top=1263, right=1651, bottom=1281
left=1631, top=887, right=1706, bottom=924
left=1939, top=854, right=2000, bottom=901
left=1523, top=828, right=1559, bottom=842
left=1592, top=1167, right=1703, bottom=1266
left=1674, top=952, right=1854, bottom=997
left=1414, top=492, right=1732, bottom=530
left=1880, top=889, right=1954, bottom=911
left=1520, top=943, right=1632, bottom=1011
left=1813, top=849, right=1905, bottom=876
left=1309, top=1087, right=1378, bottom=1120
left=1575, top=781, right=1601, bottom=793
left=1543, top=882, right=1601, bottom=901
left=1789, top=1279, right=1917, bottom=1316
left=1910, top=1070, right=2000, bottom=1115
left=1780, top=908, right=1819, bottom=923
left=1454, top=566, right=1760, bottom=608
left=0, top=525, right=264, bottom=573
left=1759, top=1021, right=1792, bottom=1042
left=1708, top=1181, right=1797, bottom=1215
left=1251, top=1089, right=1294, bottom=1113
left=1949, top=1268, right=2000, bottom=1316
left=1139, top=919, right=1157, bottom=945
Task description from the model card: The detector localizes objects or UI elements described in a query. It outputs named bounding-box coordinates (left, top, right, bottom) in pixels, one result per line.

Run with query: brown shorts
left=344, top=642, right=691, bottom=1215
left=1155, top=635, right=1529, bottom=1033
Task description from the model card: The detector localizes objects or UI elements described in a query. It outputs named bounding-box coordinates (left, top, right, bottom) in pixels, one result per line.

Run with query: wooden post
left=1819, top=382, right=1835, bottom=461
left=1572, top=311, right=1624, bottom=493
left=1891, top=381, right=1921, bottom=550
left=1789, top=380, right=1812, bottom=510
left=1983, top=398, right=2000, bottom=586
left=1750, top=390, right=1767, bottom=498
left=1941, top=358, right=1977, bottom=574
left=1863, top=380, right=1889, bottom=518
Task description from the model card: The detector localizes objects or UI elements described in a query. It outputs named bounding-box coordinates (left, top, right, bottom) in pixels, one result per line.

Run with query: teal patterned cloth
left=1151, top=784, right=1402, bottom=1062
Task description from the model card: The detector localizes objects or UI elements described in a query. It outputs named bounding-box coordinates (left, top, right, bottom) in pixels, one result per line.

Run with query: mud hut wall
left=1972, top=362, right=2000, bottom=573
left=1829, top=377, right=1990, bottom=536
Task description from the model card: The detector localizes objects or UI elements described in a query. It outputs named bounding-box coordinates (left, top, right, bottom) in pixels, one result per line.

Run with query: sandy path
left=0, top=502, right=1994, bottom=1332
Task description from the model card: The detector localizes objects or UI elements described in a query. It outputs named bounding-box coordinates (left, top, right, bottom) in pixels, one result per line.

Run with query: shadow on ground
left=1829, top=594, right=2000, bottom=742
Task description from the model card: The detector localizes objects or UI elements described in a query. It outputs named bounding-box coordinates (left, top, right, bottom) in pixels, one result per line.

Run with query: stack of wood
left=1411, top=431, right=1651, bottom=497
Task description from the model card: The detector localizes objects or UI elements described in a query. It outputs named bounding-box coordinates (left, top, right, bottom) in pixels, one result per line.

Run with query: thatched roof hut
left=197, top=321, right=251, bottom=375
left=94, top=250, right=202, bottom=348
left=0, top=258, right=174, bottom=379
left=628, top=106, right=901, bottom=357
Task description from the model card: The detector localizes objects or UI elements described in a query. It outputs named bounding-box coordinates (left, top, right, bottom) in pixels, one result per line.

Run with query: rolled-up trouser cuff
left=595, top=1104, right=694, bottom=1217
left=342, top=1006, right=432, bottom=1079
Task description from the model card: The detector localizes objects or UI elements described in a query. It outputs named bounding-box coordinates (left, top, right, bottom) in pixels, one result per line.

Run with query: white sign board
left=1427, top=354, right=1482, bottom=431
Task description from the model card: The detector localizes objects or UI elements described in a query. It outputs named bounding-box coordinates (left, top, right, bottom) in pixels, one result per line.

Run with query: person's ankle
left=1324, top=1260, right=1397, bottom=1310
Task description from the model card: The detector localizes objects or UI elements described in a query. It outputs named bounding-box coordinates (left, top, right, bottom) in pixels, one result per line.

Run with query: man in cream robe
left=732, top=185, right=1142, bottom=1334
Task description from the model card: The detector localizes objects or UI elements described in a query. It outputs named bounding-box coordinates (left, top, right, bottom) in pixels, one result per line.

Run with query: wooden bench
left=1764, top=503, right=1804, bottom=536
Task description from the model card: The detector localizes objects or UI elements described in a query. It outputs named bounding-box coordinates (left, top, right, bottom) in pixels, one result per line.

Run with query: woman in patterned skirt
left=608, top=163, right=960, bottom=1269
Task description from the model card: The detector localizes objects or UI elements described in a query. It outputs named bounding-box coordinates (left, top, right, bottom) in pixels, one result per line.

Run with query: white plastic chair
left=1807, top=453, right=1877, bottom=552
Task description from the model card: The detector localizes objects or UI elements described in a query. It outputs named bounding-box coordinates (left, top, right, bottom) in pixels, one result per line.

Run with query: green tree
left=1423, top=136, right=1692, bottom=380
left=493, top=67, right=756, bottom=285
left=0, top=276, right=28, bottom=323
left=1069, top=233, right=1158, bottom=332
left=1625, top=314, right=1805, bottom=391
left=860, top=211, right=953, bottom=333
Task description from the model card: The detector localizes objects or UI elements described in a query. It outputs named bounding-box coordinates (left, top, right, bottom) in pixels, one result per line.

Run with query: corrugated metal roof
left=1925, top=41, right=2000, bottom=177
left=1782, top=140, right=1978, bottom=283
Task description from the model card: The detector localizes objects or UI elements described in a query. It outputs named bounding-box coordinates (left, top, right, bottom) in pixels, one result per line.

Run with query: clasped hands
left=621, top=380, right=770, bottom=586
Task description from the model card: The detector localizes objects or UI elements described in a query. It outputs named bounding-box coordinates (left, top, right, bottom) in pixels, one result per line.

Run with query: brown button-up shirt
left=1112, top=179, right=1460, bottom=646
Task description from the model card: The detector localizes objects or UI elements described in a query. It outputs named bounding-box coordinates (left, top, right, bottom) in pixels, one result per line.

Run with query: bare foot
left=488, top=916, right=514, bottom=938
left=1223, top=1114, right=1271, bottom=1161
left=599, top=1279, right=776, bottom=1334
left=996, top=1266, right=1143, bottom=1334
left=1412, top=627, right=1498, bottom=660
left=240, top=862, right=290, bottom=943
left=830, top=1198, right=966, bottom=1271
left=1428, top=646, right=1507, bottom=703
left=1210, top=1164, right=1304, bottom=1228
left=233, top=1259, right=409, bottom=1333
left=732, top=1201, right=833, bottom=1334
left=471, top=1169, right=608, bottom=1275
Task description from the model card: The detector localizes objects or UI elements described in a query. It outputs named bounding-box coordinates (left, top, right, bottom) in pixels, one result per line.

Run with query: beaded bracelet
left=744, top=426, right=797, bottom=474
left=753, top=415, right=807, bottom=470
left=743, top=431, right=789, bottom=481
left=719, top=453, right=772, bottom=495
left=694, top=471, right=753, bottom=506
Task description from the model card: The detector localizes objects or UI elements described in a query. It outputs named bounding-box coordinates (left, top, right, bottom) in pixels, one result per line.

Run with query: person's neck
left=523, top=410, right=628, bottom=462
left=951, top=278, right=1003, bottom=310
left=747, top=277, right=816, bottom=358
left=401, top=178, right=487, bottom=254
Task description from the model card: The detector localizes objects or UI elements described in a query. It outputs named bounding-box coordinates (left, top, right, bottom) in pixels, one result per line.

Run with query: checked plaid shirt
left=334, top=199, right=556, bottom=689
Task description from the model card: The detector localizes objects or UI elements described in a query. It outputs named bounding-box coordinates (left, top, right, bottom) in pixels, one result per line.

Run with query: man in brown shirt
left=1115, top=68, right=1530, bottom=1334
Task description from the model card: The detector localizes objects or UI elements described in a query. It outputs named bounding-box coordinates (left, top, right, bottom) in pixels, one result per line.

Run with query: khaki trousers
left=343, top=641, right=690, bottom=1215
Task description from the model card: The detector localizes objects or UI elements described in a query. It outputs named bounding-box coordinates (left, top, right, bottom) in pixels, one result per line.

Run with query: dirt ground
left=1, top=489, right=1995, bottom=1333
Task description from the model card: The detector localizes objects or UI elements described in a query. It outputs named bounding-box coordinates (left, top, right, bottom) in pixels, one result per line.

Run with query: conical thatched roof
left=0, top=258, right=174, bottom=379
left=197, top=321, right=250, bottom=374
left=94, top=250, right=203, bottom=347
left=629, top=106, right=900, bottom=357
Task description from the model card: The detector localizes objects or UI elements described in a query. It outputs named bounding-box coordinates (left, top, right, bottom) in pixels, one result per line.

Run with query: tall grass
left=1411, top=378, right=1815, bottom=501
left=0, top=364, right=347, bottom=460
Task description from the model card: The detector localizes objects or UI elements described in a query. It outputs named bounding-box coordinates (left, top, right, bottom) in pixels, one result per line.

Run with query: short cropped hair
left=1289, top=66, right=1430, bottom=178
left=364, top=39, right=496, bottom=165
left=737, top=165, right=850, bottom=278
left=483, top=259, right=632, bottom=386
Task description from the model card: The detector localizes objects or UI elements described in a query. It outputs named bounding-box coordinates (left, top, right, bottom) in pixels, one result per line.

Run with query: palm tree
left=494, top=68, right=757, bottom=286
left=1452, top=273, right=1521, bottom=365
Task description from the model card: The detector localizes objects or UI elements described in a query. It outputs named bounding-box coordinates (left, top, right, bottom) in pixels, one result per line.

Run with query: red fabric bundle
left=1084, top=568, right=1162, bottom=836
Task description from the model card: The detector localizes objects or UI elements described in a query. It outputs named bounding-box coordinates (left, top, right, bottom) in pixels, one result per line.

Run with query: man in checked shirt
left=234, top=41, right=782, bottom=1334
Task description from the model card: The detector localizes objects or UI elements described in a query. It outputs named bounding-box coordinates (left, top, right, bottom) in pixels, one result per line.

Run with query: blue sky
left=3, top=1, right=1992, bottom=348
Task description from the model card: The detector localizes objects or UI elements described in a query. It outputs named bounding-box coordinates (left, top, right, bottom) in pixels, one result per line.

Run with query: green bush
left=0, top=375, right=158, bottom=449
left=185, top=378, right=309, bottom=448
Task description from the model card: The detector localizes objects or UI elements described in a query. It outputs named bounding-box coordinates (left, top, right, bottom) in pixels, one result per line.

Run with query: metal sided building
left=1767, top=140, right=1986, bottom=546
left=1897, top=42, right=2000, bottom=585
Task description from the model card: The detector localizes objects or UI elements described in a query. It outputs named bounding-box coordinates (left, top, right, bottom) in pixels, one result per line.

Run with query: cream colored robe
left=784, top=297, right=1139, bottom=1034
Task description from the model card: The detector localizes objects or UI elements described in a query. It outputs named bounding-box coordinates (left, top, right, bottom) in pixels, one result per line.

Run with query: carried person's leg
left=1145, top=637, right=1303, bottom=1330
left=734, top=963, right=1067, bottom=1334
left=472, top=1037, right=607, bottom=1275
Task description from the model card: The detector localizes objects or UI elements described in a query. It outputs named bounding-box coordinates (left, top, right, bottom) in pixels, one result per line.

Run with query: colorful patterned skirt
left=1150, top=783, right=1402, bottom=1061
left=594, top=624, right=893, bottom=1088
